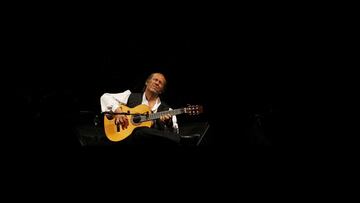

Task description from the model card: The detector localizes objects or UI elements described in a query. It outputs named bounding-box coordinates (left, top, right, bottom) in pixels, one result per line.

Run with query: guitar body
left=103, top=103, right=203, bottom=142
left=103, top=104, right=153, bottom=142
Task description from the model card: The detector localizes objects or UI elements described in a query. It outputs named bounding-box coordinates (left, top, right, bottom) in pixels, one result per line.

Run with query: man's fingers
left=124, top=117, right=129, bottom=128
left=160, top=115, right=167, bottom=121
left=119, top=116, right=124, bottom=124
left=115, top=115, right=129, bottom=130
left=120, top=116, right=129, bottom=130
left=160, top=114, right=171, bottom=122
left=115, top=117, right=121, bottom=125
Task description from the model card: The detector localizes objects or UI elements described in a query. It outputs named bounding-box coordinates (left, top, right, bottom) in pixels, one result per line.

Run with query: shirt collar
left=142, top=92, right=161, bottom=112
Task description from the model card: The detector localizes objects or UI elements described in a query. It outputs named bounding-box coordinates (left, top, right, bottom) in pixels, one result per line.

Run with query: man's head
left=144, top=72, right=167, bottom=95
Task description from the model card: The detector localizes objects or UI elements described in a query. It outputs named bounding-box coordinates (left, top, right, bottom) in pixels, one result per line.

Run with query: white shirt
left=100, top=90, right=178, bottom=129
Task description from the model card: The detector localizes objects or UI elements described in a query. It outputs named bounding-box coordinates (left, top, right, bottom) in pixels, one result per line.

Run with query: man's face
left=146, top=73, right=166, bottom=95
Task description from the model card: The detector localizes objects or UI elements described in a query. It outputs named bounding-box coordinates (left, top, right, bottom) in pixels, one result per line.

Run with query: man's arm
left=100, top=90, right=132, bottom=129
left=159, top=109, right=179, bottom=131
left=100, top=90, right=132, bottom=112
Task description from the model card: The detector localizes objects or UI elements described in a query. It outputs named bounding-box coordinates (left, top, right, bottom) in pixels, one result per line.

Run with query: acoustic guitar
left=103, top=104, right=203, bottom=142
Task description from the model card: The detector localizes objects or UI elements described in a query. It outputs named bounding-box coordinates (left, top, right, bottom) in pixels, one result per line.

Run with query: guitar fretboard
left=146, top=108, right=185, bottom=121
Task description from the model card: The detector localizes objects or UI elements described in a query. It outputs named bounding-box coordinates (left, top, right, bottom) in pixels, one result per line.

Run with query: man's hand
left=160, top=114, right=172, bottom=126
left=114, top=107, right=129, bottom=130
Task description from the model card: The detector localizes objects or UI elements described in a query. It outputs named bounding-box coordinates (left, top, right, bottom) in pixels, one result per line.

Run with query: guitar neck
left=147, top=108, right=185, bottom=121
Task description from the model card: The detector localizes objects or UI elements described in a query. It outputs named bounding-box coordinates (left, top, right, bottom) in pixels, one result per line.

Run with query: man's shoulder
left=159, top=100, right=171, bottom=110
left=129, top=92, right=142, bottom=98
left=130, top=92, right=142, bottom=95
left=127, top=92, right=143, bottom=107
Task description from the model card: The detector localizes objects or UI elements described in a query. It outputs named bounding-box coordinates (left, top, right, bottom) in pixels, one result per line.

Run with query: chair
left=178, top=121, right=210, bottom=146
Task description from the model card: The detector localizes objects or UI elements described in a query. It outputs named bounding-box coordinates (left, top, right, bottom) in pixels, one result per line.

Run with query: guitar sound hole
left=132, top=115, right=141, bottom=124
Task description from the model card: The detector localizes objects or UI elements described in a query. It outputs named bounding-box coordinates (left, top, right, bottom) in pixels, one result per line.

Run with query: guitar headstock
left=184, top=104, right=203, bottom=115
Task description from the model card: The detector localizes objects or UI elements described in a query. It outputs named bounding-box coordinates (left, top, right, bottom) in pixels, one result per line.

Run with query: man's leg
left=129, top=127, right=181, bottom=145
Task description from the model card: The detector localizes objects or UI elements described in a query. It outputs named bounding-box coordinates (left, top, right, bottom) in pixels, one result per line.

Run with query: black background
left=4, top=6, right=356, bottom=195
left=2, top=4, right=357, bottom=198
left=4, top=8, right=315, bottom=155
left=10, top=36, right=287, bottom=148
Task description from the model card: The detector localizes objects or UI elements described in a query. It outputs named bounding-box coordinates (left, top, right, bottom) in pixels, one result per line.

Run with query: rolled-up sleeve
left=167, top=108, right=179, bottom=130
left=100, top=90, right=132, bottom=112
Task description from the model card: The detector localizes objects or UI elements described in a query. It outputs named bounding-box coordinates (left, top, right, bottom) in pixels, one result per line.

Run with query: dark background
left=1, top=4, right=356, bottom=199
left=10, top=36, right=287, bottom=149
left=5, top=11, right=312, bottom=152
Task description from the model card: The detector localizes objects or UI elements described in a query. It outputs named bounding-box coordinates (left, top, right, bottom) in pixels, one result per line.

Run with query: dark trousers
left=122, top=127, right=181, bottom=146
